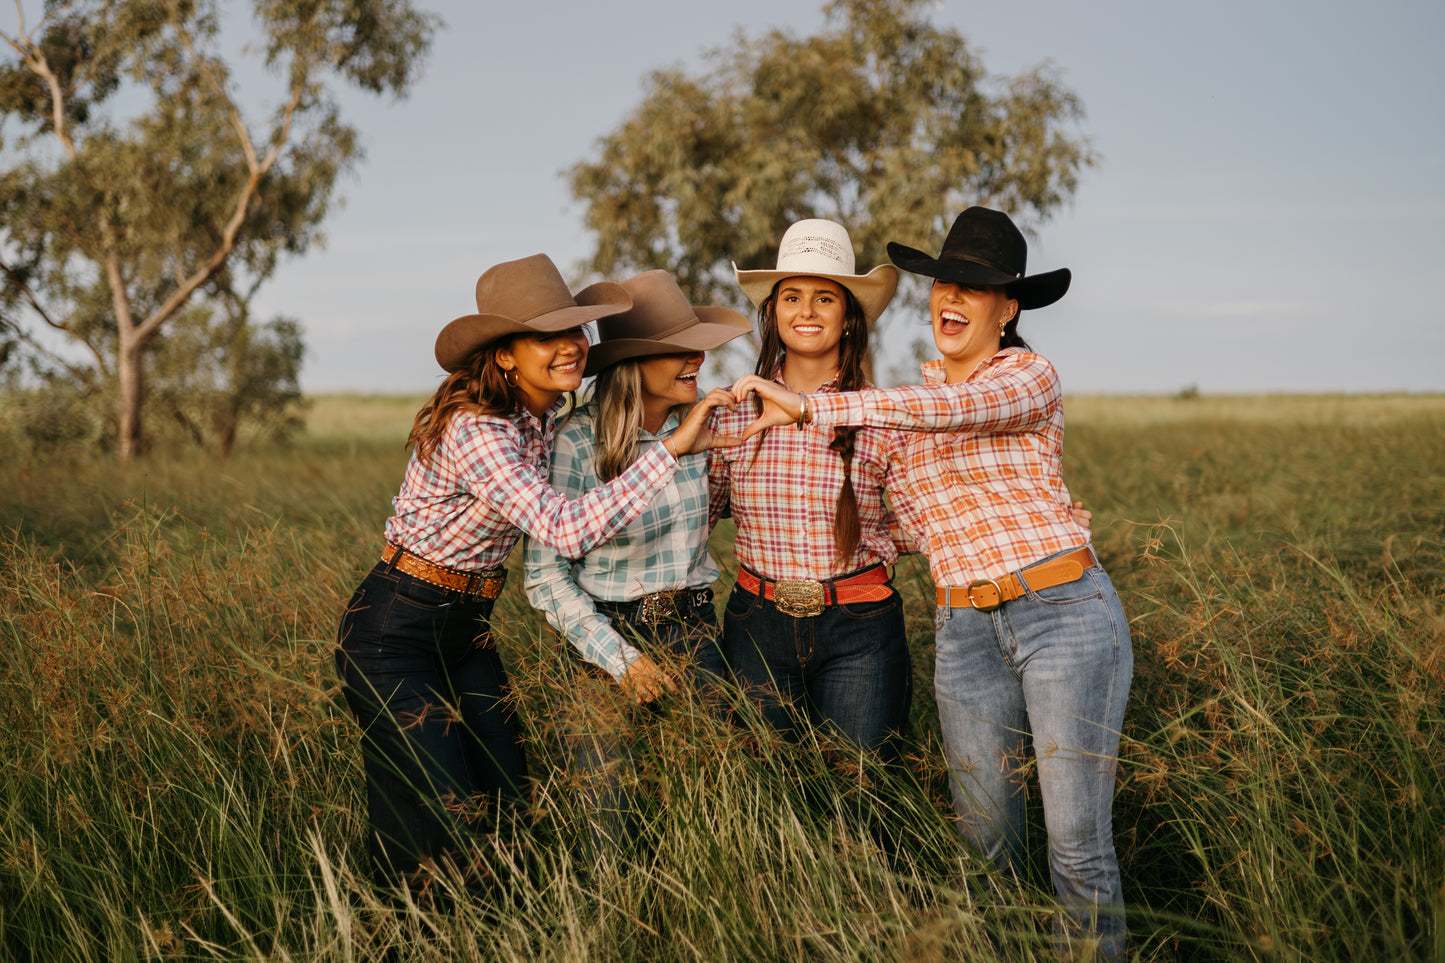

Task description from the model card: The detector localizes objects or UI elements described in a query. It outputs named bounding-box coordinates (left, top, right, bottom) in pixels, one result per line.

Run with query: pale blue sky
left=250, top=0, right=1445, bottom=395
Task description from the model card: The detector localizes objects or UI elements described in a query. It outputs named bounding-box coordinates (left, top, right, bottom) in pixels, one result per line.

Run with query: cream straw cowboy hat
left=733, top=219, right=898, bottom=325
left=584, top=270, right=751, bottom=376
left=434, top=254, right=632, bottom=372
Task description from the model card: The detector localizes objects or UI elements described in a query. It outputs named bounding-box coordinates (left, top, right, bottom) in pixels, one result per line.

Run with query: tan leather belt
left=382, top=543, right=507, bottom=600
left=736, top=564, right=893, bottom=619
left=936, top=546, right=1096, bottom=612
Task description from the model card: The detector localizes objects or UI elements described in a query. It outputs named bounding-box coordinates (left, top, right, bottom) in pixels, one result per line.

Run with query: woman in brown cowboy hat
left=522, top=269, right=750, bottom=860
left=733, top=206, right=1131, bottom=959
left=707, top=218, right=918, bottom=785
left=333, top=254, right=739, bottom=893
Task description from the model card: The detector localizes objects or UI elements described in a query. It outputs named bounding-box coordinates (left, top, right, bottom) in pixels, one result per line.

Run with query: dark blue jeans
left=565, top=592, right=723, bottom=862
left=335, top=561, right=526, bottom=883
left=721, top=575, right=912, bottom=765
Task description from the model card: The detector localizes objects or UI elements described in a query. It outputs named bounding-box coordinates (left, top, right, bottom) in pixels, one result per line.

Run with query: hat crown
left=474, top=253, right=579, bottom=322
left=938, top=207, right=1028, bottom=278
left=770, top=218, right=858, bottom=276
left=596, top=270, right=698, bottom=343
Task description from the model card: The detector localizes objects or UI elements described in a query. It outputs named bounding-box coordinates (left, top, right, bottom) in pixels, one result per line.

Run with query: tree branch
left=133, top=16, right=305, bottom=346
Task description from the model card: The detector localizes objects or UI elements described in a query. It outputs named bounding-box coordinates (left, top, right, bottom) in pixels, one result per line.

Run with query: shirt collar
left=920, top=347, right=1023, bottom=384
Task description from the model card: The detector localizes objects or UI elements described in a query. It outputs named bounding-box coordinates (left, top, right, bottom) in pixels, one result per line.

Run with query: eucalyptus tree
left=0, top=0, right=436, bottom=458
left=568, top=0, right=1095, bottom=374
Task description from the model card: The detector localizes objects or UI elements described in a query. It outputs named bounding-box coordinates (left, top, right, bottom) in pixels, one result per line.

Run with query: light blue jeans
left=933, top=547, right=1132, bottom=960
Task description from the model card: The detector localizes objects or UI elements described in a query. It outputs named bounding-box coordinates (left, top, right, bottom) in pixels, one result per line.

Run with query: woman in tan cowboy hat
left=333, top=254, right=739, bottom=893
left=522, top=269, right=750, bottom=860
left=734, top=206, right=1131, bottom=960
left=707, top=219, right=918, bottom=786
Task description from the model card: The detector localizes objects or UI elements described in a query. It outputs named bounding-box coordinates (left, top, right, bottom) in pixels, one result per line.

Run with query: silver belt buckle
left=635, top=591, right=676, bottom=626
left=774, top=579, right=826, bottom=618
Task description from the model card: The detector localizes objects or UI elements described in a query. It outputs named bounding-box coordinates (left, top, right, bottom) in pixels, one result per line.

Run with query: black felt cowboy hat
left=887, top=206, right=1071, bottom=310
left=434, top=254, right=632, bottom=372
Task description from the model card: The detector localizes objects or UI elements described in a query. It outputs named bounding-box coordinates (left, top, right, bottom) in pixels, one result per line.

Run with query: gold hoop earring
left=502, top=367, right=519, bottom=388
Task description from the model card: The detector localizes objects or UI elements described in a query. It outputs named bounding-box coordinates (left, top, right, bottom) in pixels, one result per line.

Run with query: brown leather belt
left=381, top=543, right=507, bottom=600
left=736, top=564, right=893, bottom=619
left=936, top=546, right=1096, bottom=612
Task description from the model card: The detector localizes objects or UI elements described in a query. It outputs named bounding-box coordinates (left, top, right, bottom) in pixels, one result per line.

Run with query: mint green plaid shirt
left=523, top=402, right=719, bottom=682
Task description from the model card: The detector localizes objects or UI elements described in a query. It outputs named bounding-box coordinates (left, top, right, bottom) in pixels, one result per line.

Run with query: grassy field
left=1, top=392, right=1442, bottom=962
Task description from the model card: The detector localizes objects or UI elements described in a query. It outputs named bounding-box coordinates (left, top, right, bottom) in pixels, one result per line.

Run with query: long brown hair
left=752, top=280, right=871, bottom=568
left=406, top=339, right=524, bottom=462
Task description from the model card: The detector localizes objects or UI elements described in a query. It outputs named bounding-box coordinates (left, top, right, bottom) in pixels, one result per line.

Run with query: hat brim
left=733, top=263, right=899, bottom=325
left=583, top=306, right=752, bottom=376
left=887, top=242, right=1070, bottom=310
left=435, top=281, right=632, bottom=373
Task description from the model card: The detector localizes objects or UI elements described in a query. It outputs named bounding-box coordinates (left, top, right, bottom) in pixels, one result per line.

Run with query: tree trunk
left=117, top=334, right=144, bottom=460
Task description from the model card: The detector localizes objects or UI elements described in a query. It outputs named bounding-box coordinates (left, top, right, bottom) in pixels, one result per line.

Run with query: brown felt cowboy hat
left=733, top=219, right=898, bottom=325
left=434, top=254, right=632, bottom=372
left=584, top=270, right=752, bottom=376
left=887, top=206, right=1071, bottom=310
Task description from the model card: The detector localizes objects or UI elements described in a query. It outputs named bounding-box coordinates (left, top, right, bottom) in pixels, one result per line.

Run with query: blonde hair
left=593, top=358, right=690, bottom=482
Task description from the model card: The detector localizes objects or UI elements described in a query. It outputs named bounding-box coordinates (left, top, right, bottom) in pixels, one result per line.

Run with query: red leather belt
left=382, top=543, right=507, bottom=600
left=736, top=564, right=893, bottom=619
left=936, top=546, right=1096, bottom=612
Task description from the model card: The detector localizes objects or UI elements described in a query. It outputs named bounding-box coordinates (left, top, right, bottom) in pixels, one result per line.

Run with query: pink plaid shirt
left=807, top=348, right=1088, bottom=586
left=709, top=375, right=912, bottom=581
left=384, top=401, right=677, bottom=571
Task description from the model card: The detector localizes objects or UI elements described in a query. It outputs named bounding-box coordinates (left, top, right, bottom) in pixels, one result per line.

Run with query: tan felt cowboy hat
left=887, top=206, right=1071, bottom=310
left=434, top=253, right=632, bottom=372
left=584, top=270, right=752, bottom=376
left=733, top=218, right=898, bottom=325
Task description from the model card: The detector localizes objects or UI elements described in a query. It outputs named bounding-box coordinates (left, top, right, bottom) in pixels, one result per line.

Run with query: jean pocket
left=837, top=593, right=900, bottom=622
left=724, top=585, right=762, bottom=621
left=1028, top=567, right=1106, bottom=607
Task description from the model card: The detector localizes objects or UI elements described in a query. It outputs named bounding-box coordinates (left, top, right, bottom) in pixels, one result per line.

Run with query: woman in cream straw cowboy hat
left=523, top=269, right=750, bottom=861
left=334, top=254, right=740, bottom=894
left=707, top=218, right=917, bottom=785
left=734, top=206, right=1131, bottom=959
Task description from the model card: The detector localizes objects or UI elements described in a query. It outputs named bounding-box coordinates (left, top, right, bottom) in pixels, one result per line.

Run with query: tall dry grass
left=1, top=393, right=1442, bottom=961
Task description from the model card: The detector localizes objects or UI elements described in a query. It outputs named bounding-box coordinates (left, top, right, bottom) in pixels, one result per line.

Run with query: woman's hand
left=618, top=654, right=677, bottom=704
left=730, top=374, right=803, bottom=439
left=664, top=387, right=744, bottom=457
left=1068, top=500, right=1093, bottom=530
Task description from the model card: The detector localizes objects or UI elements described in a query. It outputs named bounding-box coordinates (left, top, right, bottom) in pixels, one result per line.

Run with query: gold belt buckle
left=774, top=579, right=826, bottom=618
left=965, top=578, right=1003, bottom=612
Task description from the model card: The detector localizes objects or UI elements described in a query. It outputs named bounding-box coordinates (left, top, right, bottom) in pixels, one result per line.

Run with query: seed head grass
left=1, top=393, right=1441, bottom=961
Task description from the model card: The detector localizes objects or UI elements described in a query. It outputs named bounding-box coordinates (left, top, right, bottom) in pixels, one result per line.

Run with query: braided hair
left=752, top=280, right=871, bottom=568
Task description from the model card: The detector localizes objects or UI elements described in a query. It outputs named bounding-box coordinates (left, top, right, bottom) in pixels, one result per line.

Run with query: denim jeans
left=334, top=561, right=527, bottom=883
left=722, top=574, right=912, bottom=765
left=565, top=592, right=722, bottom=862
left=934, top=548, right=1132, bottom=960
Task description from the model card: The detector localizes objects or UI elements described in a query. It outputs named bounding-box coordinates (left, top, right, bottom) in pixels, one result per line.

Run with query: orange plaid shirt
left=807, top=348, right=1089, bottom=587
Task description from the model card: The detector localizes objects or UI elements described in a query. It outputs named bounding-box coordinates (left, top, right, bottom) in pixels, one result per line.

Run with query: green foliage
left=0, top=394, right=1442, bottom=961
left=0, top=0, right=437, bottom=457
left=567, top=0, right=1095, bottom=321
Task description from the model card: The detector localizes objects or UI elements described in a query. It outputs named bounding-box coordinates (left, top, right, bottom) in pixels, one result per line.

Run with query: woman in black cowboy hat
left=334, top=254, right=739, bottom=895
left=733, top=207, right=1132, bottom=960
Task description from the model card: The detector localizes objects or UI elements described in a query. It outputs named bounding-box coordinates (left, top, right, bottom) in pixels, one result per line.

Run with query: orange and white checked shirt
left=806, top=348, right=1090, bottom=587
left=709, top=374, right=913, bottom=581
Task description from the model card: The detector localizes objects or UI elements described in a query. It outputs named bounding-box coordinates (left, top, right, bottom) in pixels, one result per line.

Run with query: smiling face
left=929, top=280, right=1019, bottom=382
left=773, top=276, right=848, bottom=363
left=497, top=327, right=590, bottom=415
left=638, top=350, right=704, bottom=409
